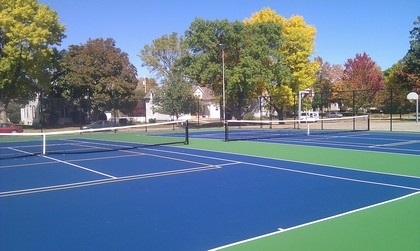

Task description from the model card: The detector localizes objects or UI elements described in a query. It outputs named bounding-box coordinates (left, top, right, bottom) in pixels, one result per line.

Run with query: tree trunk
left=0, top=101, right=8, bottom=123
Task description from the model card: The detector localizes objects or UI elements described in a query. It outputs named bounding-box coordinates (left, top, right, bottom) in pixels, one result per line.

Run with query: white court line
left=146, top=146, right=420, bottom=180
left=135, top=147, right=420, bottom=191
left=0, top=165, right=221, bottom=197
left=208, top=191, right=420, bottom=251
left=43, top=155, right=117, bottom=179
left=369, top=140, right=420, bottom=148
left=142, top=147, right=243, bottom=164
left=263, top=135, right=420, bottom=155
left=244, top=161, right=420, bottom=191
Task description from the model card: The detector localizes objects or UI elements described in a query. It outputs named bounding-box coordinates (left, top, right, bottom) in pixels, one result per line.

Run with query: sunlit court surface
left=1, top=120, right=420, bottom=250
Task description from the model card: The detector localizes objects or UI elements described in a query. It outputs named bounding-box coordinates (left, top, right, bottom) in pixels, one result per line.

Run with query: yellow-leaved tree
left=244, top=8, right=320, bottom=118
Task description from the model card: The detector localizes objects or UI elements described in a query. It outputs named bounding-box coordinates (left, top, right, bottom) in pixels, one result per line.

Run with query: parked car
left=326, top=112, right=343, bottom=118
left=0, top=123, right=24, bottom=133
left=81, top=120, right=117, bottom=131
left=299, top=111, right=319, bottom=122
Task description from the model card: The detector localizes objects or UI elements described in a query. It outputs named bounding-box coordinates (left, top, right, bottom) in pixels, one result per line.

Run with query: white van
left=300, top=111, right=319, bottom=122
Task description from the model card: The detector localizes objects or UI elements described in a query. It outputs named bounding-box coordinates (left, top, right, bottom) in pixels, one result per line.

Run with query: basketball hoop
left=406, top=92, right=419, bottom=123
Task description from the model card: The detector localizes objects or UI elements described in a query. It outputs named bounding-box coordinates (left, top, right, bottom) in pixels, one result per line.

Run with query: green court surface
left=219, top=192, right=420, bottom=251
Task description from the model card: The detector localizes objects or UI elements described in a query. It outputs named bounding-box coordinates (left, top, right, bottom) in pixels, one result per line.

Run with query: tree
left=383, top=62, right=413, bottom=115
left=183, top=18, right=291, bottom=119
left=402, top=16, right=420, bottom=91
left=154, top=73, right=197, bottom=119
left=183, top=18, right=240, bottom=93
left=139, top=32, right=188, bottom=79
left=244, top=8, right=319, bottom=118
left=341, top=53, right=385, bottom=113
left=57, top=38, right=138, bottom=122
left=139, top=32, right=198, bottom=119
left=313, top=57, right=344, bottom=111
left=232, top=21, right=288, bottom=119
left=0, top=0, right=65, bottom=122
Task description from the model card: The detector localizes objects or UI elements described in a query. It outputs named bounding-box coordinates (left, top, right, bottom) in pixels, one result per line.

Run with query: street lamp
left=219, top=43, right=226, bottom=123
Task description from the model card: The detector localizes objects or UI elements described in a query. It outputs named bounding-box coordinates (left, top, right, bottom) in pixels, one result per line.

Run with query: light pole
left=219, top=43, right=226, bottom=123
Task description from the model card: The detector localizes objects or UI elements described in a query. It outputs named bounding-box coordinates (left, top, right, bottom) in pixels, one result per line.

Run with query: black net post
left=224, top=121, right=229, bottom=142
left=185, top=120, right=189, bottom=145
left=390, top=88, right=393, bottom=132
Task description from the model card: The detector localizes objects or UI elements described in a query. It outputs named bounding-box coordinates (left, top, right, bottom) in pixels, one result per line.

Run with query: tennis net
left=224, top=115, right=370, bottom=141
left=0, top=120, right=189, bottom=159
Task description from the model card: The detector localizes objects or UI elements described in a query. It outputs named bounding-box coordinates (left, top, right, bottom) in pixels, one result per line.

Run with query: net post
left=42, top=133, right=46, bottom=155
left=306, top=123, right=310, bottom=136
left=224, top=121, right=229, bottom=142
left=184, top=120, right=189, bottom=145
left=367, top=115, right=371, bottom=131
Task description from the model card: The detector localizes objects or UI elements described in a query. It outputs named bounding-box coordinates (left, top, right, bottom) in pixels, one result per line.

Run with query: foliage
left=183, top=18, right=241, bottom=93
left=243, top=8, right=319, bottom=118
left=183, top=18, right=291, bottom=119
left=402, top=16, right=420, bottom=91
left=339, top=53, right=385, bottom=113
left=229, top=21, right=287, bottom=118
left=5, top=100, right=21, bottom=124
left=154, top=73, right=198, bottom=119
left=57, top=38, right=138, bottom=121
left=383, top=63, right=414, bottom=114
left=0, top=0, right=65, bottom=122
left=139, top=32, right=189, bottom=79
left=313, top=57, right=344, bottom=110
left=139, top=32, right=199, bottom=118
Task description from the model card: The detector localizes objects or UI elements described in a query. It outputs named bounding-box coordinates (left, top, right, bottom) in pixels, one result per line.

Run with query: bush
left=243, top=112, right=255, bottom=120
left=7, top=101, right=22, bottom=124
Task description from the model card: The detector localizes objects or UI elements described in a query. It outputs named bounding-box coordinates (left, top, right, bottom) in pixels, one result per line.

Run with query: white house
left=21, top=94, right=40, bottom=125
left=144, top=89, right=170, bottom=121
left=20, top=85, right=221, bottom=125
left=192, top=86, right=220, bottom=119
left=143, top=86, right=220, bottom=121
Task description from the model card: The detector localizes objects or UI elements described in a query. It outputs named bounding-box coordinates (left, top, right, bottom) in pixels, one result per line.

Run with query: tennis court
left=1, top=120, right=420, bottom=250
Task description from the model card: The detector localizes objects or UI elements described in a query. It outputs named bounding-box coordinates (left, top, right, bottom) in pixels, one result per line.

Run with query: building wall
left=20, top=94, right=40, bottom=125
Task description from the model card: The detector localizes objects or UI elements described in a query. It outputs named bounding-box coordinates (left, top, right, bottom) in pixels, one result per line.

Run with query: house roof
left=144, top=89, right=154, bottom=100
left=193, top=86, right=215, bottom=100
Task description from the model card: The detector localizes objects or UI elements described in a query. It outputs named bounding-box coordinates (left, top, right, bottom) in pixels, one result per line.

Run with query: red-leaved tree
left=339, top=53, right=385, bottom=113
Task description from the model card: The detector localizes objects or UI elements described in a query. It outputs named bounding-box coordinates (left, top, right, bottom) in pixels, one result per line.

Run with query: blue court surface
left=1, top=137, right=420, bottom=250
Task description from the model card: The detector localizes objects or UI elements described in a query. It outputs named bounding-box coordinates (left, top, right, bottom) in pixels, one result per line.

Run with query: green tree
left=139, top=32, right=188, bottom=79
left=231, top=21, right=288, bottom=119
left=183, top=18, right=291, bottom=119
left=154, top=73, right=197, bottom=119
left=402, top=16, right=420, bottom=91
left=58, top=38, right=138, bottom=121
left=139, top=32, right=198, bottom=118
left=183, top=18, right=239, bottom=94
left=383, top=62, right=413, bottom=114
left=0, top=0, right=65, bottom=122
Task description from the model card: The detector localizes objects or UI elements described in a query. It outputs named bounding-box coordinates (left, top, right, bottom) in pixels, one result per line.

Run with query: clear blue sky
left=40, top=0, right=419, bottom=78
